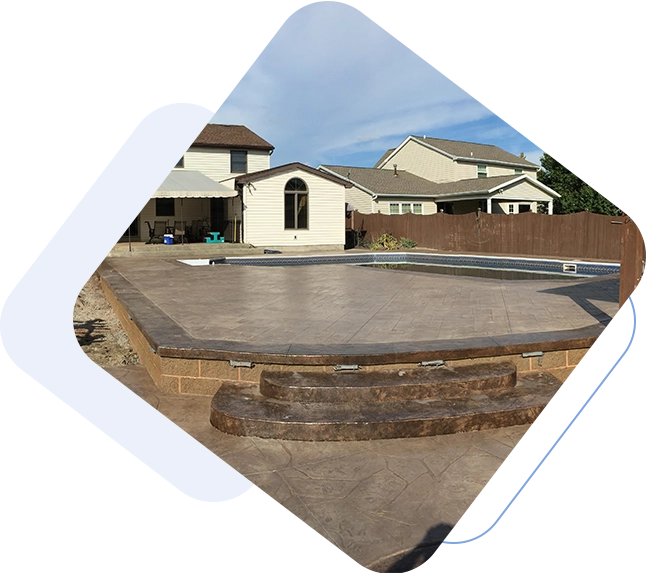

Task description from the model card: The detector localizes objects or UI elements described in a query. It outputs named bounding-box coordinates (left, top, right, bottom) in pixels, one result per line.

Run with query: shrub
left=400, top=237, right=417, bottom=249
left=370, top=233, right=401, bottom=251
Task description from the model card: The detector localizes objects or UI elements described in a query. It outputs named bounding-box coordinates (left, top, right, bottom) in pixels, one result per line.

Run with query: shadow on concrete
left=539, top=276, right=619, bottom=326
left=370, top=523, right=454, bottom=573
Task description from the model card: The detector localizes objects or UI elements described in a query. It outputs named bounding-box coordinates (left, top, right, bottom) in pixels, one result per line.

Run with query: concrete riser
left=210, top=368, right=562, bottom=441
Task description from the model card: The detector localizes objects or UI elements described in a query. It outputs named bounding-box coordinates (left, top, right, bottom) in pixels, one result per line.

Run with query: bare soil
left=73, top=273, right=139, bottom=367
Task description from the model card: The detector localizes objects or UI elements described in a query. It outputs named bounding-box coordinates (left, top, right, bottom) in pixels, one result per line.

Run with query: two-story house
left=319, top=135, right=560, bottom=216
left=132, top=124, right=351, bottom=249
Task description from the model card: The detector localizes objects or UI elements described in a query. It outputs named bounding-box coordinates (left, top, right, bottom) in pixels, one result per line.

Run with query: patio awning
left=153, top=170, right=238, bottom=198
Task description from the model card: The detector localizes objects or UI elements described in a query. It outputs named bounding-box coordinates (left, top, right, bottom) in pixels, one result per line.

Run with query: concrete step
left=210, top=371, right=561, bottom=441
left=260, top=362, right=517, bottom=403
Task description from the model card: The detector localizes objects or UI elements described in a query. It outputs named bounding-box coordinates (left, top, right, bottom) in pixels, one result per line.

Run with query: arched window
left=284, top=178, right=308, bottom=229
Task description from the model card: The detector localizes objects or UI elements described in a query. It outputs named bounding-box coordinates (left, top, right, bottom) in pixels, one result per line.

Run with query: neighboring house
left=319, top=135, right=559, bottom=215
left=127, top=124, right=350, bottom=249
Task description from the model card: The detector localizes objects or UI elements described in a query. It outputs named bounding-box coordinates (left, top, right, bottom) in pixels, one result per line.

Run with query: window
left=477, top=164, right=487, bottom=178
left=230, top=150, right=247, bottom=173
left=518, top=204, right=531, bottom=213
left=389, top=202, right=423, bottom=215
left=514, top=168, right=522, bottom=175
left=155, top=198, right=174, bottom=217
left=508, top=204, right=515, bottom=214
left=284, top=178, right=308, bottom=229
left=175, top=156, right=184, bottom=168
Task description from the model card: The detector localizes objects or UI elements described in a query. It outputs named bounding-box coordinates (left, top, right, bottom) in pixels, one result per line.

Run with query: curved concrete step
left=210, top=371, right=561, bottom=441
left=260, top=362, right=517, bottom=403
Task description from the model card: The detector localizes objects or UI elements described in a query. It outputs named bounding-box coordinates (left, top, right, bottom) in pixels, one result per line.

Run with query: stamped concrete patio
left=104, top=257, right=618, bottom=348
left=97, top=255, right=619, bottom=570
left=108, top=363, right=531, bottom=572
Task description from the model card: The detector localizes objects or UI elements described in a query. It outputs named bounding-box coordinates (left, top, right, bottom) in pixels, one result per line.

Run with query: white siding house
left=236, top=163, right=351, bottom=248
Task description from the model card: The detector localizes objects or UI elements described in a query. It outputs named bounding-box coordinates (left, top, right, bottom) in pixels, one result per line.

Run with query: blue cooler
left=163, top=234, right=174, bottom=245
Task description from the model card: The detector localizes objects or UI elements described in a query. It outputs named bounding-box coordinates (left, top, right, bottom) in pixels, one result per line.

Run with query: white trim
left=488, top=175, right=561, bottom=198
left=378, top=136, right=540, bottom=170
left=317, top=165, right=378, bottom=199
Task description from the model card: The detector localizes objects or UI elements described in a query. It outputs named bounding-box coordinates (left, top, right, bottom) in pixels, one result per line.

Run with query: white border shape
left=0, top=104, right=251, bottom=502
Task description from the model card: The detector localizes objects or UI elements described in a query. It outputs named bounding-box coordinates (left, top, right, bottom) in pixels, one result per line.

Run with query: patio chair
left=145, top=220, right=167, bottom=244
left=174, top=220, right=188, bottom=244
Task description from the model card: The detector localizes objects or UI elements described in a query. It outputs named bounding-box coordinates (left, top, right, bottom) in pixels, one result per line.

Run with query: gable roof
left=376, top=136, right=538, bottom=169
left=191, top=124, right=275, bottom=151
left=373, top=148, right=396, bottom=168
left=236, top=162, right=352, bottom=187
left=319, top=166, right=559, bottom=200
left=431, top=174, right=559, bottom=198
left=320, top=165, right=439, bottom=197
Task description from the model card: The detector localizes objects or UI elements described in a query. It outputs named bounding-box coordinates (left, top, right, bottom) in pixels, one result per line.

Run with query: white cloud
left=212, top=2, right=537, bottom=167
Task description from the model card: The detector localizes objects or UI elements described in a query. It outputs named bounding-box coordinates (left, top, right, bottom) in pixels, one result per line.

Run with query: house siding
left=374, top=197, right=437, bottom=215
left=382, top=140, right=457, bottom=182
left=243, top=170, right=346, bottom=247
left=345, top=185, right=375, bottom=214
left=183, top=147, right=271, bottom=181
left=496, top=180, right=553, bottom=201
left=383, top=140, right=538, bottom=183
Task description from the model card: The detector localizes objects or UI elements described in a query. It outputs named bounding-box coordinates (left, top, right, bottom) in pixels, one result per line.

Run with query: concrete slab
left=106, top=364, right=529, bottom=571
left=102, top=257, right=619, bottom=351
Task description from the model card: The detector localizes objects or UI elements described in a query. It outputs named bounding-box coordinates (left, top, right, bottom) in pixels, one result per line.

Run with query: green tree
left=537, top=153, right=622, bottom=215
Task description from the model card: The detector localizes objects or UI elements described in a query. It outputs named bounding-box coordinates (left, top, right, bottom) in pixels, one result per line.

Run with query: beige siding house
left=235, top=163, right=351, bottom=249
left=321, top=135, right=558, bottom=217
left=374, top=136, right=539, bottom=182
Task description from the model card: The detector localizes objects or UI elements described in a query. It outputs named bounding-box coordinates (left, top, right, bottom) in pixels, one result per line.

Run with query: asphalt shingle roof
left=192, top=124, right=274, bottom=151
left=321, top=165, right=440, bottom=196
left=373, top=148, right=396, bottom=168
left=411, top=136, right=538, bottom=167
left=430, top=174, right=524, bottom=197
left=322, top=166, right=527, bottom=198
left=236, top=162, right=352, bottom=187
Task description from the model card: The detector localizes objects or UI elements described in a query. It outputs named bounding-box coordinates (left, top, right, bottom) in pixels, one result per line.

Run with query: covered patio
left=121, top=169, right=242, bottom=244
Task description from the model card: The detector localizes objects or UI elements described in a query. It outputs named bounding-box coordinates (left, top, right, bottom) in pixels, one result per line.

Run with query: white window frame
left=477, top=164, right=487, bottom=178
left=388, top=202, right=423, bottom=215
left=508, top=204, right=515, bottom=214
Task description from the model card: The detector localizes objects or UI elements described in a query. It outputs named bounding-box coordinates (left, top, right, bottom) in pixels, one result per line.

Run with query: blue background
left=0, top=3, right=645, bottom=573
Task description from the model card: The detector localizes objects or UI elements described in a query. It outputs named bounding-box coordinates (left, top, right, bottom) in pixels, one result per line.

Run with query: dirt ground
left=73, top=273, right=139, bottom=367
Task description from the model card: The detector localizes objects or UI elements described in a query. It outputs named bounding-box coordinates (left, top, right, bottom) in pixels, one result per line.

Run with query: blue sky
left=212, top=2, right=543, bottom=169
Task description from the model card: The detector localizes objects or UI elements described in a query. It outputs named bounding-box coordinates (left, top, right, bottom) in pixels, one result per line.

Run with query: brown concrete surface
left=107, top=364, right=530, bottom=572
left=104, top=258, right=619, bottom=346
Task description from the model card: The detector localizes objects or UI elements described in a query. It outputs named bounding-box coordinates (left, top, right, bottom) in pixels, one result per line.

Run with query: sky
left=211, top=2, right=543, bottom=169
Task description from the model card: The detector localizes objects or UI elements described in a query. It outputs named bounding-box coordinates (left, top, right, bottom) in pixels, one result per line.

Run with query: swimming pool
left=179, top=252, right=620, bottom=278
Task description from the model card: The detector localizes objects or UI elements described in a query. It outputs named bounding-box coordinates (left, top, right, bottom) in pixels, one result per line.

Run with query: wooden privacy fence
left=351, top=211, right=626, bottom=261
left=619, top=216, right=646, bottom=306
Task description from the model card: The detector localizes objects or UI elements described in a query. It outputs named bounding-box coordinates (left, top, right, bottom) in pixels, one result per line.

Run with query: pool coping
left=98, top=260, right=604, bottom=366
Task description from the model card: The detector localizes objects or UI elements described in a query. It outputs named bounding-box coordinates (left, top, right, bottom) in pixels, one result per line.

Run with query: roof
left=411, top=136, right=538, bottom=167
left=320, top=165, right=439, bottom=196
left=373, top=148, right=396, bottom=168
left=191, top=124, right=274, bottom=151
left=153, top=170, right=238, bottom=198
left=431, top=174, right=526, bottom=197
left=320, top=167, right=558, bottom=200
left=236, top=162, right=353, bottom=187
